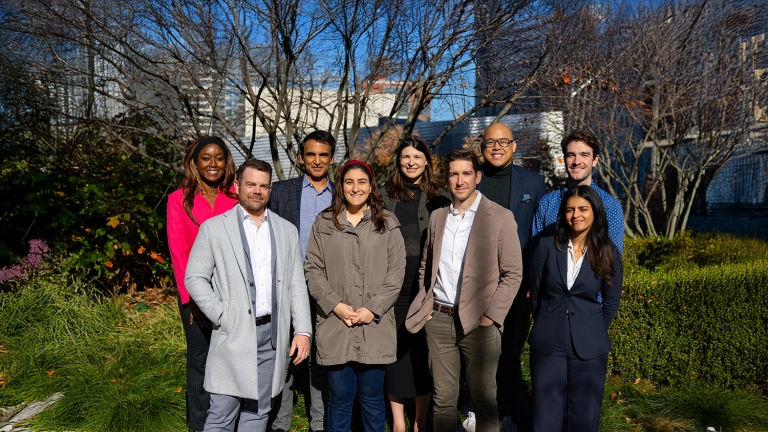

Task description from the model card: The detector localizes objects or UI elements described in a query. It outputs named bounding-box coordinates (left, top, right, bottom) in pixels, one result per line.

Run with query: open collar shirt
left=240, top=205, right=272, bottom=317
left=434, top=191, right=484, bottom=306
left=566, top=239, right=586, bottom=291
left=299, top=175, right=334, bottom=258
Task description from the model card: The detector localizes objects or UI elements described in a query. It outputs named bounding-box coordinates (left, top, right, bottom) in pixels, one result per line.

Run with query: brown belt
left=255, top=315, right=272, bottom=326
left=433, top=302, right=457, bottom=316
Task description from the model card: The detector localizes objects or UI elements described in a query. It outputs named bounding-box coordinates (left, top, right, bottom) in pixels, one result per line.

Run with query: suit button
left=570, top=311, right=576, bottom=316
left=419, top=216, right=424, bottom=220
left=250, top=282, right=254, bottom=286
left=248, top=309, right=252, bottom=314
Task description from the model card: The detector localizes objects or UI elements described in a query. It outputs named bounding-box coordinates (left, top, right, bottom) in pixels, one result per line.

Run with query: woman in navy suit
left=528, top=185, right=623, bottom=432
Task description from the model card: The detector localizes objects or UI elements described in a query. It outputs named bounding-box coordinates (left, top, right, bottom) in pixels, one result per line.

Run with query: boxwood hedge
left=609, top=234, right=768, bottom=389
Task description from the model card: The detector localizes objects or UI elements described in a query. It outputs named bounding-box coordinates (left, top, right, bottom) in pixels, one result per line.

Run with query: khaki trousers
left=425, top=310, right=502, bottom=432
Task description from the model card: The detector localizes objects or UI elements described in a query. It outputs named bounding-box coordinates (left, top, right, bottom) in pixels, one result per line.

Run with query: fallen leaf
left=138, top=246, right=146, bottom=254
left=110, top=379, right=117, bottom=383
left=159, top=369, right=167, bottom=374
left=46, top=370, right=55, bottom=376
left=610, top=393, right=618, bottom=399
left=176, top=386, right=183, bottom=393
left=634, top=377, right=641, bottom=384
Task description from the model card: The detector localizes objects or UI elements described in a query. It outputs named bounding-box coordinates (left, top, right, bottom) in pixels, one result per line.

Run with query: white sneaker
left=500, top=415, right=518, bottom=432
left=459, top=411, right=476, bottom=432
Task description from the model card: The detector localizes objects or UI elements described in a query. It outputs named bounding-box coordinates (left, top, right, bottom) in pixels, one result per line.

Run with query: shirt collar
left=302, top=174, right=332, bottom=193
left=238, top=204, right=269, bottom=224
left=449, top=191, right=483, bottom=216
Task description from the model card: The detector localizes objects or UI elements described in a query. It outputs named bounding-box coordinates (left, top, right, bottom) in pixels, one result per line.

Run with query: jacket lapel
left=508, top=166, right=523, bottom=215
left=430, top=206, right=449, bottom=287
left=224, top=207, right=251, bottom=285
left=268, top=215, right=279, bottom=348
left=555, top=241, right=568, bottom=290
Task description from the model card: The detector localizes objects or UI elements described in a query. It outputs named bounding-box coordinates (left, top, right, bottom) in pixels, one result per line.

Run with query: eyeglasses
left=483, top=138, right=514, bottom=148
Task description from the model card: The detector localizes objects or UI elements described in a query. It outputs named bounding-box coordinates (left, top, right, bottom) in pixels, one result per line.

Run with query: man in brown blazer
left=406, top=149, right=523, bottom=432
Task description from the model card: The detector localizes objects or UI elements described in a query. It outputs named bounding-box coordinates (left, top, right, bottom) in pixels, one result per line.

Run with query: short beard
left=240, top=198, right=266, bottom=214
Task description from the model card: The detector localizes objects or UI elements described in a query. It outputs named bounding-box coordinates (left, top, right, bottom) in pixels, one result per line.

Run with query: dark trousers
left=497, top=287, right=528, bottom=423
left=425, top=310, right=502, bottom=432
left=179, top=298, right=213, bottom=431
left=530, top=317, right=608, bottom=432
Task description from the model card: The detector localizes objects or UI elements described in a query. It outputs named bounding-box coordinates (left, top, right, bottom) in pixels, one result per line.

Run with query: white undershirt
left=433, top=192, right=483, bottom=306
left=241, top=206, right=272, bottom=317
left=567, top=239, right=586, bottom=291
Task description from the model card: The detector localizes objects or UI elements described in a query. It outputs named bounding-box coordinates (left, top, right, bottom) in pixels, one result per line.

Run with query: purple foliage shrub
left=0, top=239, right=49, bottom=283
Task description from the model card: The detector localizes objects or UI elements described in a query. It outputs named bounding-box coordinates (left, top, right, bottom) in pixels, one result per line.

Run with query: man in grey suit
left=186, top=158, right=312, bottom=432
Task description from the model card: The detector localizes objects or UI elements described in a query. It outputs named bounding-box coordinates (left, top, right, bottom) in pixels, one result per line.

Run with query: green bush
left=611, top=234, right=768, bottom=389
left=0, top=269, right=186, bottom=431
left=0, top=117, right=181, bottom=293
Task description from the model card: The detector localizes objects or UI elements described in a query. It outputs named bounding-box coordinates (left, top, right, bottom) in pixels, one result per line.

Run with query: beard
left=240, top=196, right=267, bottom=214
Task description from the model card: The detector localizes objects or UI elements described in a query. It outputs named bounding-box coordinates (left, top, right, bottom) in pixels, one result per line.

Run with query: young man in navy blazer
left=268, top=130, right=336, bottom=432
left=478, top=123, right=547, bottom=432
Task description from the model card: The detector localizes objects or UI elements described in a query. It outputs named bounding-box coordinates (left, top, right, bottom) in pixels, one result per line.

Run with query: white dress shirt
left=567, top=239, right=586, bottom=291
left=240, top=205, right=272, bottom=317
left=433, top=191, right=484, bottom=306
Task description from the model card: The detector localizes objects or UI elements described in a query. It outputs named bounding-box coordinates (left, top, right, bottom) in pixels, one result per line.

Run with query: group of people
left=167, top=125, right=624, bottom=432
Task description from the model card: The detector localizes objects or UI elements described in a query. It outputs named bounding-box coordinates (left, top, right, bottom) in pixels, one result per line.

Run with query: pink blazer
left=167, top=188, right=238, bottom=304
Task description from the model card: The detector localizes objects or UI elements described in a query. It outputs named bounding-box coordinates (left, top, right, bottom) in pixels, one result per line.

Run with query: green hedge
left=609, top=235, right=768, bottom=389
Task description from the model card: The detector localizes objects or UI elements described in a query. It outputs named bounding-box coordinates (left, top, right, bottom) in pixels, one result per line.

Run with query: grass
left=0, top=272, right=187, bottom=431
left=2, top=245, right=768, bottom=431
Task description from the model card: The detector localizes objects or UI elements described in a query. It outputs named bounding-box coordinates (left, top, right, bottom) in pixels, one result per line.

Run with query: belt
left=433, top=302, right=457, bottom=316
left=255, top=315, right=272, bottom=326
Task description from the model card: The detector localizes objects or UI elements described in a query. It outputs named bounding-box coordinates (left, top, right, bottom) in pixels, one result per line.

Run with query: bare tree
left=3, top=0, right=571, bottom=180
left=546, top=0, right=767, bottom=239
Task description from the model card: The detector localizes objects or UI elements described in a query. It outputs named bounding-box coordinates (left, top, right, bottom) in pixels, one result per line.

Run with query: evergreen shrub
left=610, top=235, right=768, bottom=389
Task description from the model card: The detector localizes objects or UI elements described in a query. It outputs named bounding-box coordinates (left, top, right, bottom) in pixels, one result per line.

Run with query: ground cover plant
left=1, top=232, right=767, bottom=431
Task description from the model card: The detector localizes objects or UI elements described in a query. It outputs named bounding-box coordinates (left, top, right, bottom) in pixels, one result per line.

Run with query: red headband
left=339, top=159, right=374, bottom=179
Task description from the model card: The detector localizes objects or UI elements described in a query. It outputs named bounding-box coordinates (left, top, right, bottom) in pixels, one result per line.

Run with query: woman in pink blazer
left=167, top=136, right=238, bottom=431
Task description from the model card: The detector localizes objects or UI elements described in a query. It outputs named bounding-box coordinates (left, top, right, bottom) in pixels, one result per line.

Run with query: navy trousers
left=530, top=316, right=608, bottom=432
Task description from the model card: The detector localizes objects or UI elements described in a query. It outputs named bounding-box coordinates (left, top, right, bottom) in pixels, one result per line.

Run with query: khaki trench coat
left=304, top=209, right=406, bottom=366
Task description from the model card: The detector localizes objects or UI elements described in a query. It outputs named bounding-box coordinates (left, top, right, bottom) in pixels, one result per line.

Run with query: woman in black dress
left=381, top=136, right=449, bottom=432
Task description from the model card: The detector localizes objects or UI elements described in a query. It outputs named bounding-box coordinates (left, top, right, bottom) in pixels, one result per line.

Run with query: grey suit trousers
left=204, top=323, right=276, bottom=432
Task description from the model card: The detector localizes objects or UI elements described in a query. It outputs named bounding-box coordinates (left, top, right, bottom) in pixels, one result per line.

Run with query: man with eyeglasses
left=478, top=123, right=546, bottom=432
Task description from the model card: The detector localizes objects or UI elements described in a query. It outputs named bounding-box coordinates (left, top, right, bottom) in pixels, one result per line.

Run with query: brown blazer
left=405, top=194, right=523, bottom=335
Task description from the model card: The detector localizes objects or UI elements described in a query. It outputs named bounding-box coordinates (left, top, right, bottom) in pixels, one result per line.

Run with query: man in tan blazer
left=406, top=149, right=523, bottom=432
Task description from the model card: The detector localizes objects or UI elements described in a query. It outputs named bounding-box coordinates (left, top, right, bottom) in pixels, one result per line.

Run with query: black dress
left=385, top=182, right=433, bottom=398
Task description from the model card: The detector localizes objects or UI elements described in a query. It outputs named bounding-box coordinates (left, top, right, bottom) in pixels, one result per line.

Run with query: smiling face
left=564, top=140, right=599, bottom=186
left=195, top=144, right=226, bottom=186
left=482, top=123, right=517, bottom=168
left=342, top=167, right=371, bottom=212
left=235, top=167, right=272, bottom=217
left=399, top=145, right=427, bottom=183
left=447, top=160, right=482, bottom=204
left=300, top=139, right=333, bottom=182
left=564, top=194, right=595, bottom=237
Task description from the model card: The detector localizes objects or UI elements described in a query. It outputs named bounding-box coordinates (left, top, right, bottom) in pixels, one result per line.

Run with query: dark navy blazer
left=528, top=236, right=623, bottom=360
left=479, top=164, right=546, bottom=252
left=269, top=175, right=336, bottom=228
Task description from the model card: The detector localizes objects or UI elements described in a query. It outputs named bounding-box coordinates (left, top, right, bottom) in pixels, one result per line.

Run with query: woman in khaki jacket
left=305, top=159, right=406, bottom=432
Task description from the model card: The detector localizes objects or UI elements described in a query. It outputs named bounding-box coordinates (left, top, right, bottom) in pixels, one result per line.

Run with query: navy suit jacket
left=528, top=236, right=623, bottom=360
left=269, top=175, right=335, bottom=228
left=479, top=164, right=546, bottom=253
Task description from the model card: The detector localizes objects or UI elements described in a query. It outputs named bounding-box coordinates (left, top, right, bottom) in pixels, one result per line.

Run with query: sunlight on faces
left=399, top=146, right=427, bottom=183
left=565, top=195, right=595, bottom=237
left=196, top=144, right=226, bottom=185
left=447, top=160, right=482, bottom=204
left=235, top=168, right=272, bottom=216
left=300, top=139, right=333, bottom=182
left=482, top=124, right=517, bottom=168
left=564, top=140, right=598, bottom=185
left=343, top=167, right=371, bottom=212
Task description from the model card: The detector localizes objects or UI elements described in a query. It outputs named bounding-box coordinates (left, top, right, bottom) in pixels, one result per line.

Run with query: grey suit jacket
left=186, top=206, right=312, bottom=400
left=405, top=194, right=524, bottom=335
